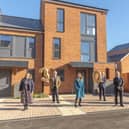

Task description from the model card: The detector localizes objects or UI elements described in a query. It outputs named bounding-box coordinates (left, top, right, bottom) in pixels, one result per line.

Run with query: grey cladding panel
left=14, top=36, right=26, bottom=57
left=0, top=61, right=28, bottom=67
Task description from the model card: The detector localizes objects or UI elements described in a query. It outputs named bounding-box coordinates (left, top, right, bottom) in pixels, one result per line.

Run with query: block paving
left=0, top=94, right=129, bottom=121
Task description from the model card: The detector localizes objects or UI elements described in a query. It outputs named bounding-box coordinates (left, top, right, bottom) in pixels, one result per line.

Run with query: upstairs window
left=0, top=35, right=12, bottom=48
left=53, top=38, right=61, bottom=59
left=81, top=41, right=90, bottom=62
left=0, top=35, right=35, bottom=58
left=81, top=13, right=96, bottom=36
left=57, top=9, right=64, bottom=32
left=26, top=37, right=35, bottom=58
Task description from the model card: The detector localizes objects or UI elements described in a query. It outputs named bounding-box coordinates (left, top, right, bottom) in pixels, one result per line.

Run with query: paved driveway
left=0, top=94, right=129, bottom=121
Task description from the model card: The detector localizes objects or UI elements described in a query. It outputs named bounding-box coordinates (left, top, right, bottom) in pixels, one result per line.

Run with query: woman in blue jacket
left=74, top=72, right=85, bottom=107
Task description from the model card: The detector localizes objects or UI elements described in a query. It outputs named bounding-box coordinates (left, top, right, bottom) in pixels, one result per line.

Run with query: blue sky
left=0, top=0, right=129, bottom=50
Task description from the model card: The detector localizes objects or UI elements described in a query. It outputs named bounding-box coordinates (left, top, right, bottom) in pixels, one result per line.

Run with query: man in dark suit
left=99, top=72, right=106, bottom=101
left=113, top=71, right=124, bottom=107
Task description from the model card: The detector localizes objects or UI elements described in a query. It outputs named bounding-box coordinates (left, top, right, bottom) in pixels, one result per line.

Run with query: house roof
left=108, top=53, right=127, bottom=62
left=109, top=43, right=129, bottom=51
left=43, top=0, right=108, bottom=12
left=108, top=43, right=129, bottom=62
left=0, top=15, right=42, bottom=32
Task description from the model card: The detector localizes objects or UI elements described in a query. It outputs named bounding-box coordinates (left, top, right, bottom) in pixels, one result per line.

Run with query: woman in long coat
left=19, top=72, right=34, bottom=110
left=74, top=72, right=85, bottom=107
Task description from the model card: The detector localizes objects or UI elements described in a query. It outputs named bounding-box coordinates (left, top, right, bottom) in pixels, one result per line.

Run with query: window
left=81, top=41, right=90, bottom=62
left=28, top=69, right=35, bottom=81
left=106, top=68, right=110, bottom=79
left=0, top=35, right=35, bottom=58
left=0, top=35, right=12, bottom=48
left=57, top=9, right=64, bottom=32
left=26, top=37, right=35, bottom=58
left=57, top=69, right=64, bottom=81
left=53, top=38, right=61, bottom=59
left=80, top=13, right=96, bottom=36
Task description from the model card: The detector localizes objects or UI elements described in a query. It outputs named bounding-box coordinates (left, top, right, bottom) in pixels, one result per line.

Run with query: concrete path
left=0, top=98, right=61, bottom=121
left=55, top=96, right=85, bottom=116
left=0, top=94, right=129, bottom=121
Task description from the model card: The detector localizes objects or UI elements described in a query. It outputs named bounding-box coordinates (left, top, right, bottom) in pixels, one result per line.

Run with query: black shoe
left=23, top=107, right=28, bottom=111
left=74, top=104, right=77, bottom=107
left=57, top=101, right=60, bottom=104
left=79, top=103, right=82, bottom=106
left=121, top=105, right=124, bottom=107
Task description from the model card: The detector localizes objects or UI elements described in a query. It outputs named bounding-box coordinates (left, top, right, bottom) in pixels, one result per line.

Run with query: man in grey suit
left=50, top=70, right=61, bottom=103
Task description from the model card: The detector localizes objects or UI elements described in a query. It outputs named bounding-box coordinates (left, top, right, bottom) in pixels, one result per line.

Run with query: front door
left=0, top=70, right=11, bottom=97
left=86, top=69, right=93, bottom=93
left=76, top=69, right=93, bottom=94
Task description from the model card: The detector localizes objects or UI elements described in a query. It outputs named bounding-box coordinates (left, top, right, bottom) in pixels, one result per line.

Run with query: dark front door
left=86, top=69, right=93, bottom=93
left=76, top=69, right=93, bottom=94
left=0, top=70, right=11, bottom=97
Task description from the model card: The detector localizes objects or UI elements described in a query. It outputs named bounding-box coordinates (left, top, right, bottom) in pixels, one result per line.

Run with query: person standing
left=50, top=70, right=61, bottom=103
left=19, top=72, right=34, bottom=110
left=29, top=74, right=34, bottom=103
left=74, top=72, right=85, bottom=107
left=113, top=71, right=124, bottom=107
left=99, top=72, right=106, bottom=101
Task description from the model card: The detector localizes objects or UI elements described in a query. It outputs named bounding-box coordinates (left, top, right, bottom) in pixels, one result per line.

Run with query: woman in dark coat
left=19, top=72, right=34, bottom=110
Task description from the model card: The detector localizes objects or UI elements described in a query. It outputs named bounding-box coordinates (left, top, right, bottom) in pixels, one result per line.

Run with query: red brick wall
left=94, top=63, right=115, bottom=80
left=41, top=1, right=113, bottom=94
left=120, top=54, right=129, bottom=73
left=41, top=1, right=108, bottom=68
left=35, top=33, right=43, bottom=93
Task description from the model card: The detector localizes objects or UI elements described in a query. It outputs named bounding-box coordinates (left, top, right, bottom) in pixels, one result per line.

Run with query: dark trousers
left=75, top=97, right=82, bottom=106
left=115, top=87, right=123, bottom=106
left=24, top=103, right=28, bottom=109
left=99, top=83, right=106, bottom=101
left=23, top=92, right=29, bottom=110
left=52, top=86, right=59, bottom=103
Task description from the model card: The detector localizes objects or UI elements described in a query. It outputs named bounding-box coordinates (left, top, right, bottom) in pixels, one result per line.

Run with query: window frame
left=0, top=35, right=12, bottom=48
left=105, top=68, right=110, bottom=79
left=57, top=69, right=65, bottom=81
left=0, top=34, right=36, bottom=59
left=52, top=38, right=61, bottom=60
left=26, top=37, right=36, bottom=58
left=81, top=41, right=91, bottom=62
left=56, top=8, right=65, bottom=32
left=80, top=13, right=96, bottom=36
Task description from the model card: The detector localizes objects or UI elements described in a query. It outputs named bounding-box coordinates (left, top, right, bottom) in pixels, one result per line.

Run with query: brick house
left=108, top=43, right=129, bottom=92
left=0, top=0, right=115, bottom=97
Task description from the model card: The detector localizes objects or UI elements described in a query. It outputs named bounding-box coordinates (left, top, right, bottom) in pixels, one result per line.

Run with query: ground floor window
left=57, top=69, right=64, bottom=81
left=28, top=69, right=35, bottom=81
left=106, top=68, right=110, bottom=79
